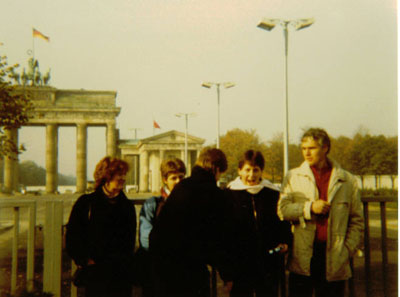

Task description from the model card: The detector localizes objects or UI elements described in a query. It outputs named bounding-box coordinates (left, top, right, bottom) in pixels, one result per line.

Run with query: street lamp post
left=257, top=18, right=314, bottom=176
left=201, top=82, right=235, bottom=148
left=175, top=113, right=195, bottom=167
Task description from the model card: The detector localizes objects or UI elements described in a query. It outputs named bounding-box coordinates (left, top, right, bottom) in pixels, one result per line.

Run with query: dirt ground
left=0, top=194, right=397, bottom=297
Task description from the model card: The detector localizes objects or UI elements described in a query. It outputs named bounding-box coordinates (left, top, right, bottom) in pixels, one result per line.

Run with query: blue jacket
left=139, top=196, right=163, bottom=250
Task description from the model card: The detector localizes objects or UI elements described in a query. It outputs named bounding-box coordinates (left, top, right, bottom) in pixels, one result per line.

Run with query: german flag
left=33, top=28, right=49, bottom=42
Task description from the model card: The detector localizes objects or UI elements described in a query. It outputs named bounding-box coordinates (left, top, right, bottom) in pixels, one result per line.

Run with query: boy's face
left=238, top=163, right=262, bottom=186
left=163, top=172, right=185, bottom=192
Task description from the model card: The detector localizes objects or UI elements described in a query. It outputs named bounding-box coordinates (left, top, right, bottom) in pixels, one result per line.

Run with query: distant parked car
left=18, top=184, right=27, bottom=194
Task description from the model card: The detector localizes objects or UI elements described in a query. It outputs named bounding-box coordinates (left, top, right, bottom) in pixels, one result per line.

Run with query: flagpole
left=32, top=28, right=35, bottom=60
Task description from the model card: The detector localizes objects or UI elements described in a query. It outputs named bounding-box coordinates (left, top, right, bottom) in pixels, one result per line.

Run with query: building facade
left=119, top=130, right=205, bottom=193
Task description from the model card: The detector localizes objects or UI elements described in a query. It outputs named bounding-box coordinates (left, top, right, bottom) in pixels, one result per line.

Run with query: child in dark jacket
left=227, top=150, right=291, bottom=297
left=137, top=158, right=186, bottom=297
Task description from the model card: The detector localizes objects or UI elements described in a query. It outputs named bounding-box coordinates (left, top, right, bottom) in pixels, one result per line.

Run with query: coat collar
left=228, top=176, right=280, bottom=193
left=297, top=158, right=347, bottom=182
left=297, top=158, right=347, bottom=202
left=190, top=166, right=217, bottom=184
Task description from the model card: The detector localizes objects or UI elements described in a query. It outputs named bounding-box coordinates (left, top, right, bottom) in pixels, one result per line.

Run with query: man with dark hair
left=227, top=149, right=291, bottom=297
left=278, top=128, right=363, bottom=297
left=150, top=147, right=235, bottom=297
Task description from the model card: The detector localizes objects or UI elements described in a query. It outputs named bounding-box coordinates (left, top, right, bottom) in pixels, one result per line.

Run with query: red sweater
left=311, top=165, right=332, bottom=243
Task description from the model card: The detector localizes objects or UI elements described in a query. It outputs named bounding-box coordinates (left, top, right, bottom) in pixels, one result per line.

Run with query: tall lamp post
left=257, top=18, right=314, bottom=176
left=175, top=113, right=196, bottom=168
left=201, top=82, right=235, bottom=148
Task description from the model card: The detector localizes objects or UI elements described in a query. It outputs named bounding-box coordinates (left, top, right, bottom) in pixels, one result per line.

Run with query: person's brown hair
left=160, top=158, right=186, bottom=180
left=301, top=128, right=331, bottom=154
left=195, top=147, right=227, bottom=176
left=93, top=156, right=129, bottom=190
left=238, top=150, right=265, bottom=170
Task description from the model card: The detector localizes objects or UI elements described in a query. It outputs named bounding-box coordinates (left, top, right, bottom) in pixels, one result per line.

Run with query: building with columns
left=119, top=130, right=205, bottom=193
left=2, top=86, right=120, bottom=194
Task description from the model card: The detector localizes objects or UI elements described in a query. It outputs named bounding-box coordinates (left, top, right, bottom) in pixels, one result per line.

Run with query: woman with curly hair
left=66, top=156, right=136, bottom=297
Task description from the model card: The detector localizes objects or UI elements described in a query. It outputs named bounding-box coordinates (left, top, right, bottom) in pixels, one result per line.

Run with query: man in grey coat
left=278, top=128, right=363, bottom=297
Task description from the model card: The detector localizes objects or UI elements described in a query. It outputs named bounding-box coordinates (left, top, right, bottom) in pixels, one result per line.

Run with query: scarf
left=156, top=186, right=170, bottom=217
left=227, top=176, right=280, bottom=194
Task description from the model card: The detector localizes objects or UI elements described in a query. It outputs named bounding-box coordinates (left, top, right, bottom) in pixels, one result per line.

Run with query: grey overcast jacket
left=278, top=159, right=363, bottom=281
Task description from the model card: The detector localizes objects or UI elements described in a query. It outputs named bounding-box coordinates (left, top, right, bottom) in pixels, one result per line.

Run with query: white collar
left=227, top=176, right=280, bottom=194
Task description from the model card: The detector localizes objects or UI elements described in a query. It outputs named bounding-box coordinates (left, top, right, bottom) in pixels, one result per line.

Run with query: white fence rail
left=43, top=200, right=63, bottom=297
left=0, top=199, right=65, bottom=297
left=0, top=200, right=36, bottom=295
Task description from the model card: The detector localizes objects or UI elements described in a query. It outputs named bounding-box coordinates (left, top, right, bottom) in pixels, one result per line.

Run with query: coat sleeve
left=66, top=195, right=90, bottom=266
left=210, top=190, right=240, bottom=282
left=278, top=172, right=307, bottom=225
left=139, top=198, right=156, bottom=250
left=344, top=177, right=364, bottom=256
left=127, top=199, right=137, bottom=254
left=274, top=192, right=292, bottom=246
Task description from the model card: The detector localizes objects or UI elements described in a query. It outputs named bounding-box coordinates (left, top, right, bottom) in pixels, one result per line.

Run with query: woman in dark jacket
left=149, top=148, right=236, bottom=297
left=66, top=156, right=136, bottom=297
left=227, top=150, right=291, bottom=297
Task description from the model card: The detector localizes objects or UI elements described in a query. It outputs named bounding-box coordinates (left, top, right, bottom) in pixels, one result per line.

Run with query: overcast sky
left=1, top=0, right=397, bottom=177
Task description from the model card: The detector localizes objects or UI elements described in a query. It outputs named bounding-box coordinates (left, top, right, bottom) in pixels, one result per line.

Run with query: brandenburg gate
left=3, top=86, right=120, bottom=193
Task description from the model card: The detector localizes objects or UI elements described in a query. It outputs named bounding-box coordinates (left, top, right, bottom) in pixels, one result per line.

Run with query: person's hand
left=311, top=200, right=330, bottom=215
left=223, top=281, right=233, bottom=293
left=277, top=243, right=288, bottom=254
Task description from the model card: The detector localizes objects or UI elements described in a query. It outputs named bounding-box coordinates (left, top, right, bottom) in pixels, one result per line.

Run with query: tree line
left=220, top=128, right=398, bottom=188
left=0, top=159, right=76, bottom=187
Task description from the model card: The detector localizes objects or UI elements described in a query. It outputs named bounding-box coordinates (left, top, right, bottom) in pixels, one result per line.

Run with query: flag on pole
left=33, top=28, right=50, bottom=42
left=153, top=120, right=161, bottom=129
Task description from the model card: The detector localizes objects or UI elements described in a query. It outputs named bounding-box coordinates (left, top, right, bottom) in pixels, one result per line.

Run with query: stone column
left=3, top=128, right=18, bottom=193
left=180, top=150, right=185, bottom=161
left=134, top=155, right=140, bottom=186
left=46, top=124, right=58, bottom=194
left=158, top=149, right=165, bottom=188
left=76, top=124, right=87, bottom=193
left=159, top=149, right=165, bottom=165
left=187, top=150, right=192, bottom=175
left=139, top=150, right=149, bottom=192
left=106, top=122, right=117, bottom=157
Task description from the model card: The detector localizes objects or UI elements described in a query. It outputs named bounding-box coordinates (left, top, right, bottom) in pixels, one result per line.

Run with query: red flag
left=33, top=28, right=50, bottom=42
left=153, top=120, right=161, bottom=129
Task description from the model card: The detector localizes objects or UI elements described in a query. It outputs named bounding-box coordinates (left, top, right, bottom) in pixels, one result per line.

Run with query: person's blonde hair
left=93, top=156, right=129, bottom=190
left=301, top=128, right=331, bottom=153
left=195, top=147, right=227, bottom=176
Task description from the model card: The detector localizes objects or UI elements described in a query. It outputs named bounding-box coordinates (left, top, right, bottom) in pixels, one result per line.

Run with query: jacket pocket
left=330, top=202, right=349, bottom=234
left=329, top=235, right=350, bottom=280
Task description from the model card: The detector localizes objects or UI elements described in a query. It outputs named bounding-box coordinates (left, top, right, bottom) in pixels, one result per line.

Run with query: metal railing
left=0, top=195, right=397, bottom=297
left=361, top=196, right=397, bottom=297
